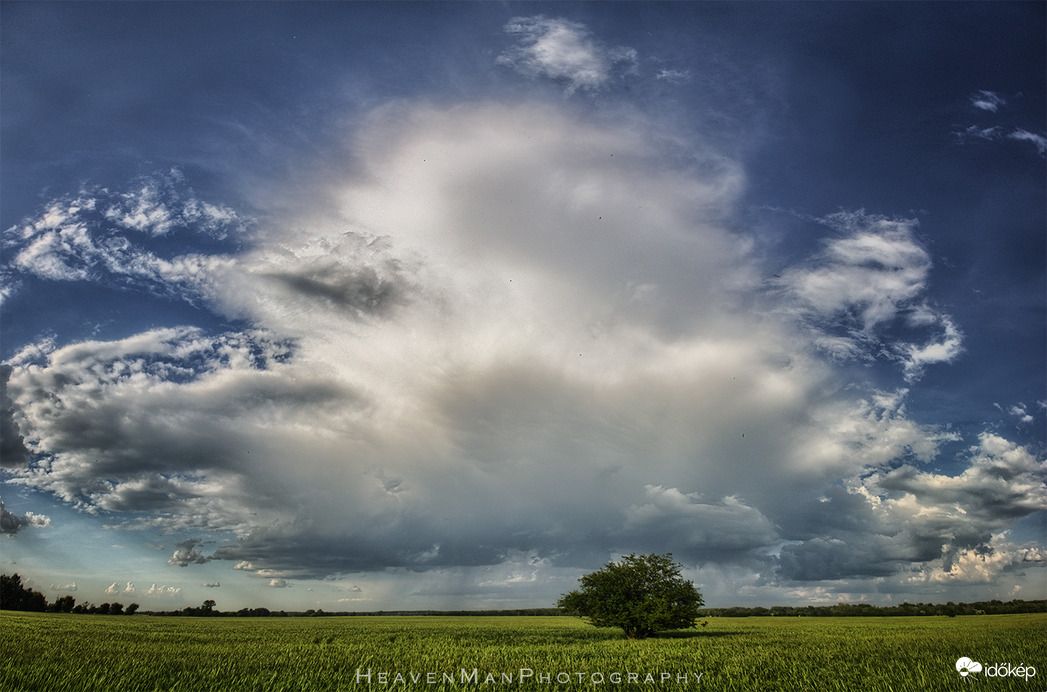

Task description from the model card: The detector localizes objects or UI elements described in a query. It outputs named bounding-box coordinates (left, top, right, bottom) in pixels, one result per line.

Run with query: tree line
left=3, top=573, right=1043, bottom=618
left=1, top=574, right=139, bottom=615
left=698, top=600, right=1046, bottom=617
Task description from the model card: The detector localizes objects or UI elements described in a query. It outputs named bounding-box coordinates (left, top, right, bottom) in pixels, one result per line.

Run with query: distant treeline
left=143, top=607, right=566, bottom=617
left=698, top=600, right=1046, bottom=618
left=0, top=576, right=563, bottom=617
left=3, top=574, right=1043, bottom=618
left=1, top=574, right=139, bottom=615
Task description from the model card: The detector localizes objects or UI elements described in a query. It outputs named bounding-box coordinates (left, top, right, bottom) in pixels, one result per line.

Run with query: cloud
left=105, top=581, right=136, bottom=595
left=970, top=90, right=1005, bottom=112
left=778, top=536, right=899, bottom=581
left=167, top=539, right=211, bottom=567
left=103, top=169, right=243, bottom=238
left=764, top=395, right=1034, bottom=583
left=870, top=433, right=1046, bottom=528
left=498, top=16, right=638, bottom=94
left=267, top=578, right=288, bottom=588
left=954, top=125, right=1003, bottom=142
left=906, top=533, right=1043, bottom=585
left=774, top=211, right=961, bottom=378
left=1007, top=129, right=1047, bottom=156
left=145, top=584, right=182, bottom=596
left=0, top=500, right=50, bottom=535
left=953, top=125, right=1047, bottom=157
left=1, top=101, right=1041, bottom=604
left=655, top=69, right=691, bottom=84
left=1, top=171, right=244, bottom=304
left=1, top=365, right=31, bottom=467
left=778, top=212, right=932, bottom=331
left=899, top=315, right=963, bottom=382
left=778, top=432, right=1047, bottom=583
left=203, top=581, right=221, bottom=588
left=621, top=486, right=778, bottom=562
left=3, top=326, right=327, bottom=530
left=1008, top=403, right=1035, bottom=425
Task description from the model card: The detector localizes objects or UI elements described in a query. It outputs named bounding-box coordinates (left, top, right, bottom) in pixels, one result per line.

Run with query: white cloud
left=1, top=172, right=244, bottom=304
left=655, top=69, right=691, bottom=84
left=1007, top=129, right=1047, bottom=156
left=1008, top=403, right=1035, bottom=424
left=954, top=125, right=1003, bottom=142
left=774, top=459, right=1043, bottom=584
left=145, top=584, right=182, bottom=596
left=953, top=125, right=1047, bottom=157
left=102, top=170, right=244, bottom=238
left=789, top=389, right=958, bottom=475
left=899, top=315, right=963, bottom=382
left=779, top=212, right=931, bottom=331
left=168, top=539, right=211, bottom=567
left=104, top=581, right=135, bottom=595
left=871, top=433, right=1046, bottom=522
left=775, top=211, right=960, bottom=378
left=906, top=533, right=1038, bottom=585
left=498, top=16, right=637, bottom=94
left=0, top=500, right=50, bottom=535
left=970, top=90, right=1005, bottom=112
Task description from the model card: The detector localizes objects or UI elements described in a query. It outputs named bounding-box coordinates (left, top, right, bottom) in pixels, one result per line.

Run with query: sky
left=1, top=2, right=1044, bottom=613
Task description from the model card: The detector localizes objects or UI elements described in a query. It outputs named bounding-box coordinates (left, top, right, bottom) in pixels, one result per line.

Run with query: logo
left=955, top=657, right=1037, bottom=681
left=956, top=657, right=982, bottom=678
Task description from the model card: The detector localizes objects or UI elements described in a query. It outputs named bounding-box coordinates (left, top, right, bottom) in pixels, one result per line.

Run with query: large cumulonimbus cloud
left=2, top=101, right=1043, bottom=600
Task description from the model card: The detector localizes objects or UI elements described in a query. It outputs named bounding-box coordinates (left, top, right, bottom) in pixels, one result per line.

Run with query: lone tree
left=558, top=553, right=702, bottom=639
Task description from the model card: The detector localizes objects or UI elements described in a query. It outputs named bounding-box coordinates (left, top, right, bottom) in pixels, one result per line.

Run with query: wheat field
left=2, top=611, right=1043, bottom=691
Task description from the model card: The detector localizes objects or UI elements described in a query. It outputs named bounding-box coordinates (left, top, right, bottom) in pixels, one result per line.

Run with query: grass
left=1, top=611, right=1044, bottom=691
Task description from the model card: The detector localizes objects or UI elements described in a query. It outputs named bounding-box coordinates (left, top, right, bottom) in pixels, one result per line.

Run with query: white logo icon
left=956, top=657, right=983, bottom=677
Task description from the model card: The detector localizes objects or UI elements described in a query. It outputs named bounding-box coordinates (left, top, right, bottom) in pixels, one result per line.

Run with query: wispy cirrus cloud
left=970, top=90, right=1006, bottom=112
left=953, top=91, right=1046, bottom=157
left=1007, top=128, right=1047, bottom=156
left=955, top=124, right=1003, bottom=141
left=655, top=69, right=691, bottom=84
left=954, top=125, right=1047, bottom=156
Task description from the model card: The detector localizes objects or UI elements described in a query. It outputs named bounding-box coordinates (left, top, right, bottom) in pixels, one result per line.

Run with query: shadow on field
left=654, top=630, right=737, bottom=640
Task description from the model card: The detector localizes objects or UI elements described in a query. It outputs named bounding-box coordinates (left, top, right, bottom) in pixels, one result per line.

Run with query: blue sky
left=1, top=2, right=1044, bottom=612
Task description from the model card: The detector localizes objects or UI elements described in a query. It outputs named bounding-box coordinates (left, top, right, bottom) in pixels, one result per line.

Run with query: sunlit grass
left=1, top=612, right=1043, bottom=690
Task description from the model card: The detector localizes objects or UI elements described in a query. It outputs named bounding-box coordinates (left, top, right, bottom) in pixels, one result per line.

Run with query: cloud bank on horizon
left=1, top=4, right=1044, bottom=609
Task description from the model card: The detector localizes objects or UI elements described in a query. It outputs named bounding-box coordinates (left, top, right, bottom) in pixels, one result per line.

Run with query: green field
left=2, top=611, right=1044, bottom=691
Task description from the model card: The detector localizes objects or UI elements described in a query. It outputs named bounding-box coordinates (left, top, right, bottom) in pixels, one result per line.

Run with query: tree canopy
left=558, top=553, right=703, bottom=639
